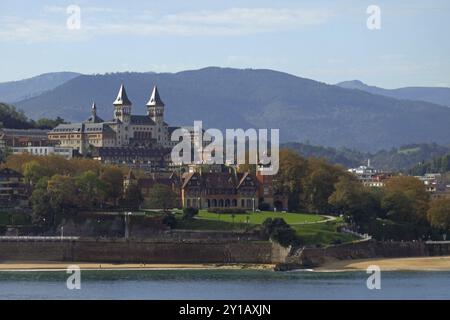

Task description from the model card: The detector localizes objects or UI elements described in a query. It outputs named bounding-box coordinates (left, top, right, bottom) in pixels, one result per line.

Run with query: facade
left=0, top=168, right=28, bottom=206
left=12, top=146, right=74, bottom=159
left=93, top=147, right=170, bottom=172
left=181, top=169, right=259, bottom=210
left=48, top=84, right=174, bottom=155
left=348, top=161, right=393, bottom=187
left=125, top=164, right=288, bottom=211
left=415, top=173, right=450, bottom=199
left=0, top=128, right=51, bottom=150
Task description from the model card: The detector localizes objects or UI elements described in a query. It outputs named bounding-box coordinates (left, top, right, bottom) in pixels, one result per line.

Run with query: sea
left=0, top=269, right=449, bottom=300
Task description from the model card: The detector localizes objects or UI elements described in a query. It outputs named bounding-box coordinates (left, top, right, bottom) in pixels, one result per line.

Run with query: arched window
left=232, top=199, right=237, bottom=207
left=219, top=199, right=224, bottom=207
left=212, top=199, right=217, bottom=207
left=225, top=199, right=231, bottom=207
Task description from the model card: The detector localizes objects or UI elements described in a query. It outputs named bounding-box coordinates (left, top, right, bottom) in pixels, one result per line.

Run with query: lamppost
left=252, top=198, right=255, bottom=212
left=124, top=212, right=132, bottom=240
left=61, top=226, right=64, bottom=240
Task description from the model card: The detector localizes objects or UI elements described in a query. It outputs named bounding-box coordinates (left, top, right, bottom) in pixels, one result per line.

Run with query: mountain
left=336, top=80, right=450, bottom=107
left=0, top=72, right=81, bottom=103
left=283, top=142, right=450, bottom=172
left=12, top=67, right=450, bottom=151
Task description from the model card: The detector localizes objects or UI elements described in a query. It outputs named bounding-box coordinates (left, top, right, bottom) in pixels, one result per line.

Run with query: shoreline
left=1, top=256, right=450, bottom=272
left=315, top=255, right=450, bottom=272
left=0, top=262, right=275, bottom=272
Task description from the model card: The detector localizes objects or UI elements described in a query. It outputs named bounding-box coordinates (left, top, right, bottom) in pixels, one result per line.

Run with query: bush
left=0, top=226, right=6, bottom=235
left=258, top=202, right=271, bottom=211
left=162, top=213, right=177, bottom=229
left=261, top=218, right=301, bottom=247
left=182, top=207, right=199, bottom=220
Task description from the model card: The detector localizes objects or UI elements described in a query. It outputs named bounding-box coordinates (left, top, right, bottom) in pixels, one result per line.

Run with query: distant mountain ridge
left=283, top=142, right=450, bottom=172
left=336, top=80, right=450, bottom=107
left=8, top=67, right=450, bottom=151
left=0, top=72, right=81, bottom=103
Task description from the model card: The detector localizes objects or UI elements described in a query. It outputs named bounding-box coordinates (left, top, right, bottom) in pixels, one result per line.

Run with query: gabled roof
left=146, top=85, right=164, bottom=107
left=113, top=84, right=132, bottom=106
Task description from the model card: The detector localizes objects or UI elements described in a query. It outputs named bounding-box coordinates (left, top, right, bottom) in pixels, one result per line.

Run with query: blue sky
left=0, top=0, right=449, bottom=88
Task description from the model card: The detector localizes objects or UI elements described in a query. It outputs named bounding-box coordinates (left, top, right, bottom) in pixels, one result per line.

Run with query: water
left=0, top=269, right=449, bottom=300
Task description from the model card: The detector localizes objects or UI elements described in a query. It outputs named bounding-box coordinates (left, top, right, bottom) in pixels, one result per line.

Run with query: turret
left=113, top=84, right=132, bottom=123
left=146, top=85, right=164, bottom=124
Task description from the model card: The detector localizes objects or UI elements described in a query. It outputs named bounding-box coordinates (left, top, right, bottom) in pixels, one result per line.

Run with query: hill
left=283, top=142, right=450, bottom=172
left=12, top=67, right=450, bottom=152
left=0, top=72, right=81, bottom=103
left=337, top=80, right=450, bottom=107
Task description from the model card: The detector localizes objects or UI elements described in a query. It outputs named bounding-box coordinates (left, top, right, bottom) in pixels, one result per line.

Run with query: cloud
left=0, top=6, right=335, bottom=42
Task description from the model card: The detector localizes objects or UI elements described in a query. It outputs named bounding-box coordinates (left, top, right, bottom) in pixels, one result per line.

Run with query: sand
left=316, top=256, right=450, bottom=272
left=0, top=262, right=275, bottom=271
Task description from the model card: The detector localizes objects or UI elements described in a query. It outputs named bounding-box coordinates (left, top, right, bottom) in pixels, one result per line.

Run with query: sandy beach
left=0, top=262, right=275, bottom=271
left=316, top=256, right=450, bottom=271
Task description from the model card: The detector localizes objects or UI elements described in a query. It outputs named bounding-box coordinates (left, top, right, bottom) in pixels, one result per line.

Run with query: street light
left=252, top=198, right=255, bottom=212
left=124, top=211, right=132, bottom=240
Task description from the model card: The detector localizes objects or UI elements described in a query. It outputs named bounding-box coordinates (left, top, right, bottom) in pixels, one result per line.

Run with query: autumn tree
left=427, top=198, right=450, bottom=231
left=145, top=184, right=177, bottom=211
left=329, top=175, right=381, bottom=231
left=100, top=166, right=124, bottom=206
left=274, top=149, right=307, bottom=211
left=382, top=176, right=430, bottom=223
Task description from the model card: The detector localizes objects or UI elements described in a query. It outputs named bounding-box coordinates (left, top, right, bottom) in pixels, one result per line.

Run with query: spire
left=146, top=85, right=164, bottom=107
left=91, top=101, right=97, bottom=115
left=113, top=84, right=132, bottom=106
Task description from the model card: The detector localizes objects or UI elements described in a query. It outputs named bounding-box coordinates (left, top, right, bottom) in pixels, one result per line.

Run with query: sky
left=0, top=0, right=449, bottom=88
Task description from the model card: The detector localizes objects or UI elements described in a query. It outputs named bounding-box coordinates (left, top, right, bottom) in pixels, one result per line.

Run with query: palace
left=48, top=84, right=174, bottom=155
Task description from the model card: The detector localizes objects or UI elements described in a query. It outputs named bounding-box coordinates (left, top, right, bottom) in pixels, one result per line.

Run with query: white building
left=12, top=146, right=74, bottom=159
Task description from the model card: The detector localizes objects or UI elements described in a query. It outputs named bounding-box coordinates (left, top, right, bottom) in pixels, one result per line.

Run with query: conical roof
left=146, top=85, right=164, bottom=107
left=113, top=84, right=132, bottom=106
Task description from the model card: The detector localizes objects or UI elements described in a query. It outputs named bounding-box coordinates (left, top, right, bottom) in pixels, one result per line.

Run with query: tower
left=113, top=84, right=132, bottom=123
left=91, top=101, right=97, bottom=118
left=146, top=85, right=164, bottom=124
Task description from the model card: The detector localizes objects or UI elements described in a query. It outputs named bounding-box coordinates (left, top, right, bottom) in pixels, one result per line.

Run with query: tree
left=145, top=184, right=177, bottom=211
left=75, top=170, right=105, bottom=209
left=30, top=177, right=53, bottom=226
left=302, top=158, right=347, bottom=213
left=274, top=149, right=308, bottom=211
left=121, top=183, right=144, bottom=209
left=100, top=166, right=124, bottom=206
left=261, top=218, right=300, bottom=247
left=427, top=198, right=450, bottom=231
left=382, top=176, right=430, bottom=223
left=329, top=175, right=380, bottom=230
left=23, top=160, right=51, bottom=186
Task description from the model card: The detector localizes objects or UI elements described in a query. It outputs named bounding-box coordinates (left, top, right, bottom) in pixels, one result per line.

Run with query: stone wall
left=0, top=239, right=288, bottom=264
left=294, top=240, right=448, bottom=268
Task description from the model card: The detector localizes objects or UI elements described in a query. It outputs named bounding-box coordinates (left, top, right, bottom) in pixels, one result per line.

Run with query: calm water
left=0, top=269, right=449, bottom=300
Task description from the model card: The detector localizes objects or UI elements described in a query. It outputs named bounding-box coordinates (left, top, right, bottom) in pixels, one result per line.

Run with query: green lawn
left=292, top=219, right=357, bottom=246
left=196, top=210, right=324, bottom=225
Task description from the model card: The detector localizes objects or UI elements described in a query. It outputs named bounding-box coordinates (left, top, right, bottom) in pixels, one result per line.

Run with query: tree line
left=274, top=150, right=450, bottom=240
left=0, top=103, right=66, bottom=130
left=2, top=154, right=143, bottom=230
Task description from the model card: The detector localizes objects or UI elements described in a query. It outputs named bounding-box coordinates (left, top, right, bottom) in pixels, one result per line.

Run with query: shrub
left=162, top=213, right=177, bottom=229
left=182, top=207, right=199, bottom=220
left=261, top=218, right=301, bottom=247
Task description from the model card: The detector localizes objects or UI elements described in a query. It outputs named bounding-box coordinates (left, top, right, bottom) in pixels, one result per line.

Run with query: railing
left=0, top=236, right=79, bottom=241
left=341, top=228, right=372, bottom=240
